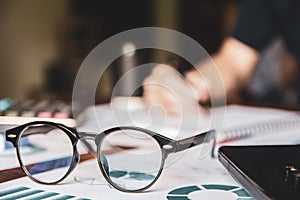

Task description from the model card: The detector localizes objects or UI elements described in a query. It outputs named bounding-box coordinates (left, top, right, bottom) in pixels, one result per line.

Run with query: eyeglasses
left=5, top=121, right=215, bottom=192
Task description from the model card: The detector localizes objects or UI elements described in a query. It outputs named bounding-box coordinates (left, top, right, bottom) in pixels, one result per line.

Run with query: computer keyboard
left=0, top=99, right=76, bottom=128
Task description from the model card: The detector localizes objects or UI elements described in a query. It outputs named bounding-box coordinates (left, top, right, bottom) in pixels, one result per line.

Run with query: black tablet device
left=218, top=145, right=300, bottom=199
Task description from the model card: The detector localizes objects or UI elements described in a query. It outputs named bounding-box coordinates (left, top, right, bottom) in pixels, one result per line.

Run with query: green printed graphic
left=167, top=184, right=253, bottom=200
left=0, top=186, right=90, bottom=200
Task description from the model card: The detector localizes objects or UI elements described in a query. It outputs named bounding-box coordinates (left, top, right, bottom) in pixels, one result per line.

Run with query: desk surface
left=1, top=103, right=300, bottom=199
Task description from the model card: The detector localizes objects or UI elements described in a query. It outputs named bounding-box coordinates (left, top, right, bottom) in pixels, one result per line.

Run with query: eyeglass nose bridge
left=78, top=131, right=97, bottom=140
left=78, top=131, right=99, bottom=155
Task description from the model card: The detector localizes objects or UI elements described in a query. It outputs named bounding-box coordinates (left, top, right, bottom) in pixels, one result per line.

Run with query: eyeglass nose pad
left=100, top=154, right=109, bottom=175
left=69, top=149, right=80, bottom=173
left=74, top=149, right=80, bottom=163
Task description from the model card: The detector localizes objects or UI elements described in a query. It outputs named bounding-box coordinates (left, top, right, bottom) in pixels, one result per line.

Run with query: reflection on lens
left=99, top=129, right=163, bottom=191
left=18, top=124, right=74, bottom=184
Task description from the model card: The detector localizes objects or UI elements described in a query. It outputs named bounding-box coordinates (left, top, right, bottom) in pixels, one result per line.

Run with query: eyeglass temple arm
left=173, top=129, right=216, bottom=153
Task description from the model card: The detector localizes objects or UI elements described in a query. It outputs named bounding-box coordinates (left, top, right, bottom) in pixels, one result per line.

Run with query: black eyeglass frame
left=6, top=121, right=215, bottom=192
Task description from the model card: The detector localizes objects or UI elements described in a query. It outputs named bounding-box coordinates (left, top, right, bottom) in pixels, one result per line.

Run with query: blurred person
left=143, top=0, right=300, bottom=115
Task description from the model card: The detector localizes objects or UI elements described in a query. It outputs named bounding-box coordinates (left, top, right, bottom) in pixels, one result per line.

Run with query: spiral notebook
left=216, top=106, right=300, bottom=144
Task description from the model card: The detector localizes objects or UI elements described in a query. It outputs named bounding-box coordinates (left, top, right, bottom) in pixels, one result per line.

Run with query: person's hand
left=143, top=64, right=202, bottom=116
left=185, top=68, right=211, bottom=103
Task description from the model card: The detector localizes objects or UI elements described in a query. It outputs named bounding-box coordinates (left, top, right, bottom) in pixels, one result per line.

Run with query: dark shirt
left=232, top=0, right=300, bottom=62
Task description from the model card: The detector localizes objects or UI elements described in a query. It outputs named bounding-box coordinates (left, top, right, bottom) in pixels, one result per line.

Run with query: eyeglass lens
left=99, top=129, right=163, bottom=191
left=18, top=124, right=74, bottom=184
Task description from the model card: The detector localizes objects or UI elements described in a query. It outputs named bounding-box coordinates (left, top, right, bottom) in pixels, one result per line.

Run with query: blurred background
left=0, top=0, right=298, bottom=109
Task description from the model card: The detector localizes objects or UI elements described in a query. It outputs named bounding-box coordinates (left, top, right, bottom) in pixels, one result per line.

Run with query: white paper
left=0, top=148, right=246, bottom=200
